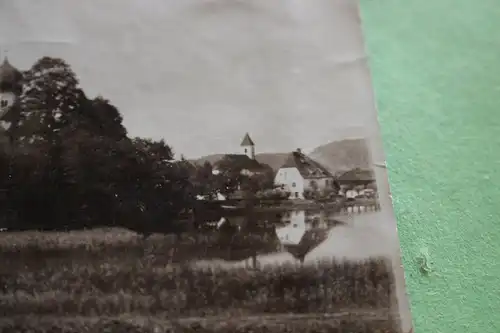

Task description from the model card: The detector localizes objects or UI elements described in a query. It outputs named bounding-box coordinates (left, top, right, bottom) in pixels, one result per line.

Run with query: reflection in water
left=192, top=210, right=347, bottom=269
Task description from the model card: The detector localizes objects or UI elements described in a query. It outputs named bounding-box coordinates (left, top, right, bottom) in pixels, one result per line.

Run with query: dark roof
left=283, top=228, right=329, bottom=260
left=240, top=133, right=255, bottom=146
left=214, top=154, right=268, bottom=172
left=338, top=168, right=374, bottom=182
left=0, top=57, right=23, bottom=91
left=280, top=151, right=333, bottom=179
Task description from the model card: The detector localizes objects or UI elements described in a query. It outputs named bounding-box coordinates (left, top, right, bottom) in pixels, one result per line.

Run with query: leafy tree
left=0, top=56, right=195, bottom=235
left=256, top=188, right=290, bottom=202
left=191, top=161, right=218, bottom=199
left=319, top=187, right=337, bottom=200
left=61, top=134, right=194, bottom=235
left=61, top=129, right=129, bottom=228
left=90, top=97, right=127, bottom=138
left=212, top=156, right=243, bottom=199
left=173, top=155, right=197, bottom=212
left=16, top=57, right=83, bottom=143
left=0, top=148, right=37, bottom=229
left=116, top=138, right=194, bottom=237
left=240, top=164, right=275, bottom=193
left=257, top=165, right=276, bottom=190
left=8, top=57, right=86, bottom=228
left=70, top=96, right=127, bottom=140
left=303, top=189, right=314, bottom=200
left=212, top=156, right=276, bottom=198
left=1, top=101, right=22, bottom=148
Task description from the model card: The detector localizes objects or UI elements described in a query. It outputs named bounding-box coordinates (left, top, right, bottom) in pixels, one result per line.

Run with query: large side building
left=274, top=148, right=336, bottom=199
left=0, top=57, right=23, bottom=147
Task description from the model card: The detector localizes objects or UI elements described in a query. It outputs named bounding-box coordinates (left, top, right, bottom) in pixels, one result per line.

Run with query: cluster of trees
left=301, top=179, right=339, bottom=202
left=189, top=156, right=284, bottom=200
left=0, top=57, right=279, bottom=233
left=303, top=188, right=339, bottom=202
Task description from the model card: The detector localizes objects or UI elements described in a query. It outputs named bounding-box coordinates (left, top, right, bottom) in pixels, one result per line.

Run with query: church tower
left=0, top=57, right=23, bottom=121
left=0, top=56, right=23, bottom=148
left=240, top=132, right=255, bottom=159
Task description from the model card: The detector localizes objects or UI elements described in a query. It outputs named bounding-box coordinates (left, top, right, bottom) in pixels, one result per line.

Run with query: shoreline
left=241, top=198, right=381, bottom=213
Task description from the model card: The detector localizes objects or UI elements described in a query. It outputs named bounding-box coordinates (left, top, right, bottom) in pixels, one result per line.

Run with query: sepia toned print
left=0, top=0, right=412, bottom=332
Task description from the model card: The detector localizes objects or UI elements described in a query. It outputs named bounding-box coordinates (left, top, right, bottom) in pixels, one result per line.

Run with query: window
left=292, top=182, right=296, bottom=187
left=244, top=148, right=247, bottom=153
left=0, top=100, right=8, bottom=108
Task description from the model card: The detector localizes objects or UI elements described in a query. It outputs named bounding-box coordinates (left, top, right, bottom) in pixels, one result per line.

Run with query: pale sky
left=0, top=0, right=380, bottom=159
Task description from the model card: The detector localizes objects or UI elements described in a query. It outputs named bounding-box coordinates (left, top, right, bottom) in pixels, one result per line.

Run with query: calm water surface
left=192, top=209, right=396, bottom=269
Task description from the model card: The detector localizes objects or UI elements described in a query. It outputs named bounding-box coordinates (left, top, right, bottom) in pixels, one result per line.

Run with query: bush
left=0, top=257, right=395, bottom=316
left=303, top=189, right=315, bottom=200
left=0, top=230, right=400, bottom=332
left=0, top=316, right=401, bottom=333
left=303, top=188, right=338, bottom=202
left=256, top=188, right=290, bottom=202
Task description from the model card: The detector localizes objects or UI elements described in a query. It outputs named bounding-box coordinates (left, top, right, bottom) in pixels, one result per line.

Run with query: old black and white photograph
left=0, top=1, right=412, bottom=332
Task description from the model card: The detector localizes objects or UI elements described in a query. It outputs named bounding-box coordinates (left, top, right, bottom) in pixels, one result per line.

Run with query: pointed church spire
left=240, top=132, right=255, bottom=146
left=0, top=51, right=22, bottom=93
left=240, top=132, right=255, bottom=159
left=2, top=49, right=10, bottom=65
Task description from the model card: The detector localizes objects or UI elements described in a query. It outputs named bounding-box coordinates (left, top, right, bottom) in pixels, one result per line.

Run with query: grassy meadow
left=0, top=228, right=402, bottom=332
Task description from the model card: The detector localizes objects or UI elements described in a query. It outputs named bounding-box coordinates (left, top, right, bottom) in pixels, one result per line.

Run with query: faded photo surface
left=0, top=0, right=412, bottom=332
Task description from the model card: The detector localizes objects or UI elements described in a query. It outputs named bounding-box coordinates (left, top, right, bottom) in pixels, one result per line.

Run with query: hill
left=191, top=154, right=226, bottom=166
left=192, top=153, right=289, bottom=171
left=307, top=138, right=371, bottom=175
left=192, top=138, right=371, bottom=175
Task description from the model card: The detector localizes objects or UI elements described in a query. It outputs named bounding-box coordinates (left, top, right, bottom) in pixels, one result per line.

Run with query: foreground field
left=0, top=314, right=398, bottom=333
left=0, top=228, right=402, bottom=333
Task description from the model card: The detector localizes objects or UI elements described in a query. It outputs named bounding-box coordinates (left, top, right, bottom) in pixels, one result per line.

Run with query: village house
left=337, top=168, right=376, bottom=199
left=274, top=148, right=336, bottom=199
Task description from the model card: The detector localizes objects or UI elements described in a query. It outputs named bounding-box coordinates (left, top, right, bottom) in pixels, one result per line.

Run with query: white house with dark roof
left=274, top=148, right=336, bottom=199
left=337, top=168, right=377, bottom=199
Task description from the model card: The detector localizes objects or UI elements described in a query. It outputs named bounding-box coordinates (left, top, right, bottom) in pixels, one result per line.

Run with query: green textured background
left=359, top=0, right=500, bottom=332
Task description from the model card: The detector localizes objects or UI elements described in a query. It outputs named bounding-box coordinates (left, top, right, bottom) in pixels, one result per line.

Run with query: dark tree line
left=0, top=57, right=282, bottom=234
left=0, top=57, right=191, bottom=233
